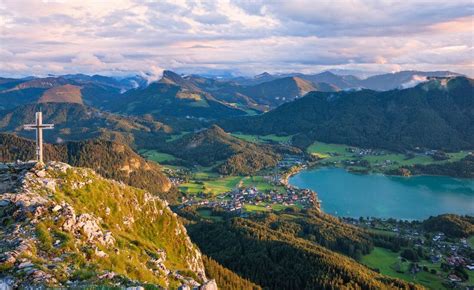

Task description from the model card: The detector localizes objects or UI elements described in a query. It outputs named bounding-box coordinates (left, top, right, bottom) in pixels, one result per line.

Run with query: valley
left=0, top=71, right=473, bottom=289
left=3, top=1, right=474, bottom=289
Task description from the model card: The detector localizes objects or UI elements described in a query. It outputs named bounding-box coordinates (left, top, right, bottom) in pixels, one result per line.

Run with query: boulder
left=200, top=279, right=218, bottom=290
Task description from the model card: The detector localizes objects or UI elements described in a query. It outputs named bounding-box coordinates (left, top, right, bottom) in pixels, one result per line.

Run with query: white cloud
left=0, top=0, right=472, bottom=77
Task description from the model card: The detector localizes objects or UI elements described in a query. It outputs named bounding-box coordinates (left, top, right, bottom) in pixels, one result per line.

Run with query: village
left=344, top=217, right=474, bottom=287
left=169, top=153, right=320, bottom=214
left=181, top=182, right=320, bottom=213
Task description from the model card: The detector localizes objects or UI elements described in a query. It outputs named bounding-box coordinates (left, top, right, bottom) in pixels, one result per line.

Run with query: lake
left=289, top=167, right=474, bottom=220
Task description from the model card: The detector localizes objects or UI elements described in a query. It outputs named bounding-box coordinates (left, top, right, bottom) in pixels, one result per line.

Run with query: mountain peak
left=318, top=71, right=338, bottom=77
left=255, top=72, right=272, bottom=79
left=162, top=70, right=182, bottom=79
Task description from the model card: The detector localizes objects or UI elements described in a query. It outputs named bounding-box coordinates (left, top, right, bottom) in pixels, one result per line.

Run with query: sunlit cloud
left=0, top=0, right=472, bottom=77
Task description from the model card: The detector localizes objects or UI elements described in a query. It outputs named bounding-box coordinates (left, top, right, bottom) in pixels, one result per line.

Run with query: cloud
left=139, top=65, right=165, bottom=84
left=0, top=0, right=472, bottom=77
left=400, top=75, right=428, bottom=89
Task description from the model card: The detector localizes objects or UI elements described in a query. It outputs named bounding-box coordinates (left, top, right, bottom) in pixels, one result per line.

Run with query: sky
left=0, top=0, right=473, bottom=78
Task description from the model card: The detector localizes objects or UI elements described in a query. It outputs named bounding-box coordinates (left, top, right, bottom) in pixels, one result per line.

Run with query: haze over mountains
left=221, top=77, right=474, bottom=151
left=0, top=69, right=462, bottom=112
left=0, top=69, right=471, bottom=153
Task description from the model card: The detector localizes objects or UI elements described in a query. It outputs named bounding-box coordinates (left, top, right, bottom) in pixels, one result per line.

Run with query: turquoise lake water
left=289, top=167, right=474, bottom=220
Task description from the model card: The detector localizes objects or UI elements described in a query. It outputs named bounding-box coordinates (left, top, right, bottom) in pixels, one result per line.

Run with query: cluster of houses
left=346, top=147, right=386, bottom=156
left=181, top=185, right=319, bottom=213
left=277, top=155, right=305, bottom=169
left=162, top=168, right=189, bottom=186
left=343, top=217, right=474, bottom=286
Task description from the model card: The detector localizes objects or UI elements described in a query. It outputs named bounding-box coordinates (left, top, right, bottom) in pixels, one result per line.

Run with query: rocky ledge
left=0, top=161, right=216, bottom=289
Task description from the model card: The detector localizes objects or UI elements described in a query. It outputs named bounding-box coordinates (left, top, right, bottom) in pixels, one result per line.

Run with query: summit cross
left=23, top=111, right=54, bottom=164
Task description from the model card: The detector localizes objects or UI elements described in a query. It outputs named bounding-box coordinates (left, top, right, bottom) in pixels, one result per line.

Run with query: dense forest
left=393, top=155, right=474, bottom=178
left=0, top=133, right=177, bottom=202
left=182, top=208, right=421, bottom=290
left=422, top=214, right=474, bottom=238
left=203, top=255, right=262, bottom=290
left=220, top=77, right=474, bottom=151
left=164, top=125, right=300, bottom=175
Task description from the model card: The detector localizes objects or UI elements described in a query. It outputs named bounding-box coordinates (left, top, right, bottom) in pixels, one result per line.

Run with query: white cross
left=23, top=112, right=54, bottom=164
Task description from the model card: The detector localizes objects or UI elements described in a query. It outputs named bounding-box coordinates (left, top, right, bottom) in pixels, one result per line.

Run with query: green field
left=197, top=209, right=223, bottom=221
left=165, top=131, right=190, bottom=142
left=139, top=149, right=177, bottom=163
left=361, top=247, right=445, bottom=289
left=366, top=228, right=398, bottom=237
left=243, top=203, right=291, bottom=213
left=307, top=141, right=471, bottom=171
left=231, top=133, right=293, bottom=144
left=179, top=175, right=241, bottom=196
left=241, top=176, right=284, bottom=192
left=468, top=236, right=474, bottom=248
left=179, top=173, right=283, bottom=196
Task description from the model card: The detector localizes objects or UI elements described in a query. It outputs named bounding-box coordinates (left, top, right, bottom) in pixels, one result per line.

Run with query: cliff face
left=0, top=162, right=209, bottom=289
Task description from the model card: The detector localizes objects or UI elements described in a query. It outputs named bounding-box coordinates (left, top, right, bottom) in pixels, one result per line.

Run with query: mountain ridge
left=220, top=76, right=474, bottom=151
left=0, top=161, right=208, bottom=288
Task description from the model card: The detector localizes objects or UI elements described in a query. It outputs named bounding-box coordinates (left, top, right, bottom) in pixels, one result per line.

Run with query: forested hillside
left=422, top=215, right=474, bottom=238
left=0, top=102, right=171, bottom=148
left=109, top=80, right=246, bottom=120
left=0, top=133, right=176, bottom=202
left=221, top=77, right=474, bottom=151
left=186, top=216, right=421, bottom=289
left=164, top=125, right=301, bottom=175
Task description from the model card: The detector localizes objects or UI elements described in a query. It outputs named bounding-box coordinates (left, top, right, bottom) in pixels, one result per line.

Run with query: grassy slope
left=468, top=236, right=474, bottom=248
left=30, top=165, right=202, bottom=287
left=361, top=247, right=446, bottom=289
left=231, top=133, right=293, bottom=144
left=140, top=149, right=177, bottom=163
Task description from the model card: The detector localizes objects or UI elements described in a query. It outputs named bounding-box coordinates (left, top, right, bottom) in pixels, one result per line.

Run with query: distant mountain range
left=221, top=76, right=474, bottom=151
left=0, top=70, right=462, bottom=115
left=0, top=71, right=471, bottom=153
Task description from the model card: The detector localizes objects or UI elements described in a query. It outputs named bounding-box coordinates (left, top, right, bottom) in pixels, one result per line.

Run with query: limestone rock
left=200, top=279, right=218, bottom=290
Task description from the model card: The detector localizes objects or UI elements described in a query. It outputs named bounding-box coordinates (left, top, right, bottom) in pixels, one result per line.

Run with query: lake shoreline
left=307, top=162, right=474, bottom=180
left=289, top=166, right=474, bottom=220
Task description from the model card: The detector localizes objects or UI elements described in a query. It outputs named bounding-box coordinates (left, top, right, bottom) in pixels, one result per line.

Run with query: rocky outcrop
left=200, top=279, right=218, bottom=290
left=0, top=161, right=212, bottom=289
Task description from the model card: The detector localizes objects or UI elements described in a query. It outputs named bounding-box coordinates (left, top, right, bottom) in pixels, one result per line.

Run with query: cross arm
left=40, top=124, right=54, bottom=129
left=24, top=124, right=36, bottom=130
left=23, top=124, right=54, bottom=130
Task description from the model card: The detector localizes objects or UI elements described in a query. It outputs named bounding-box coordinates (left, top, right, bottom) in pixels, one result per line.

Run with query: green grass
left=165, top=132, right=190, bottom=142
left=180, top=171, right=282, bottom=196
left=243, top=203, right=296, bottom=213
left=179, top=175, right=242, bottom=196
left=30, top=166, right=199, bottom=287
left=307, top=141, right=472, bottom=171
left=244, top=204, right=270, bottom=212
left=361, top=247, right=445, bottom=289
left=241, top=176, right=284, bottom=192
left=197, top=209, right=223, bottom=221
left=139, top=149, right=177, bottom=163
left=468, top=235, right=474, bottom=248
left=307, top=142, right=351, bottom=155
left=231, top=133, right=293, bottom=144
